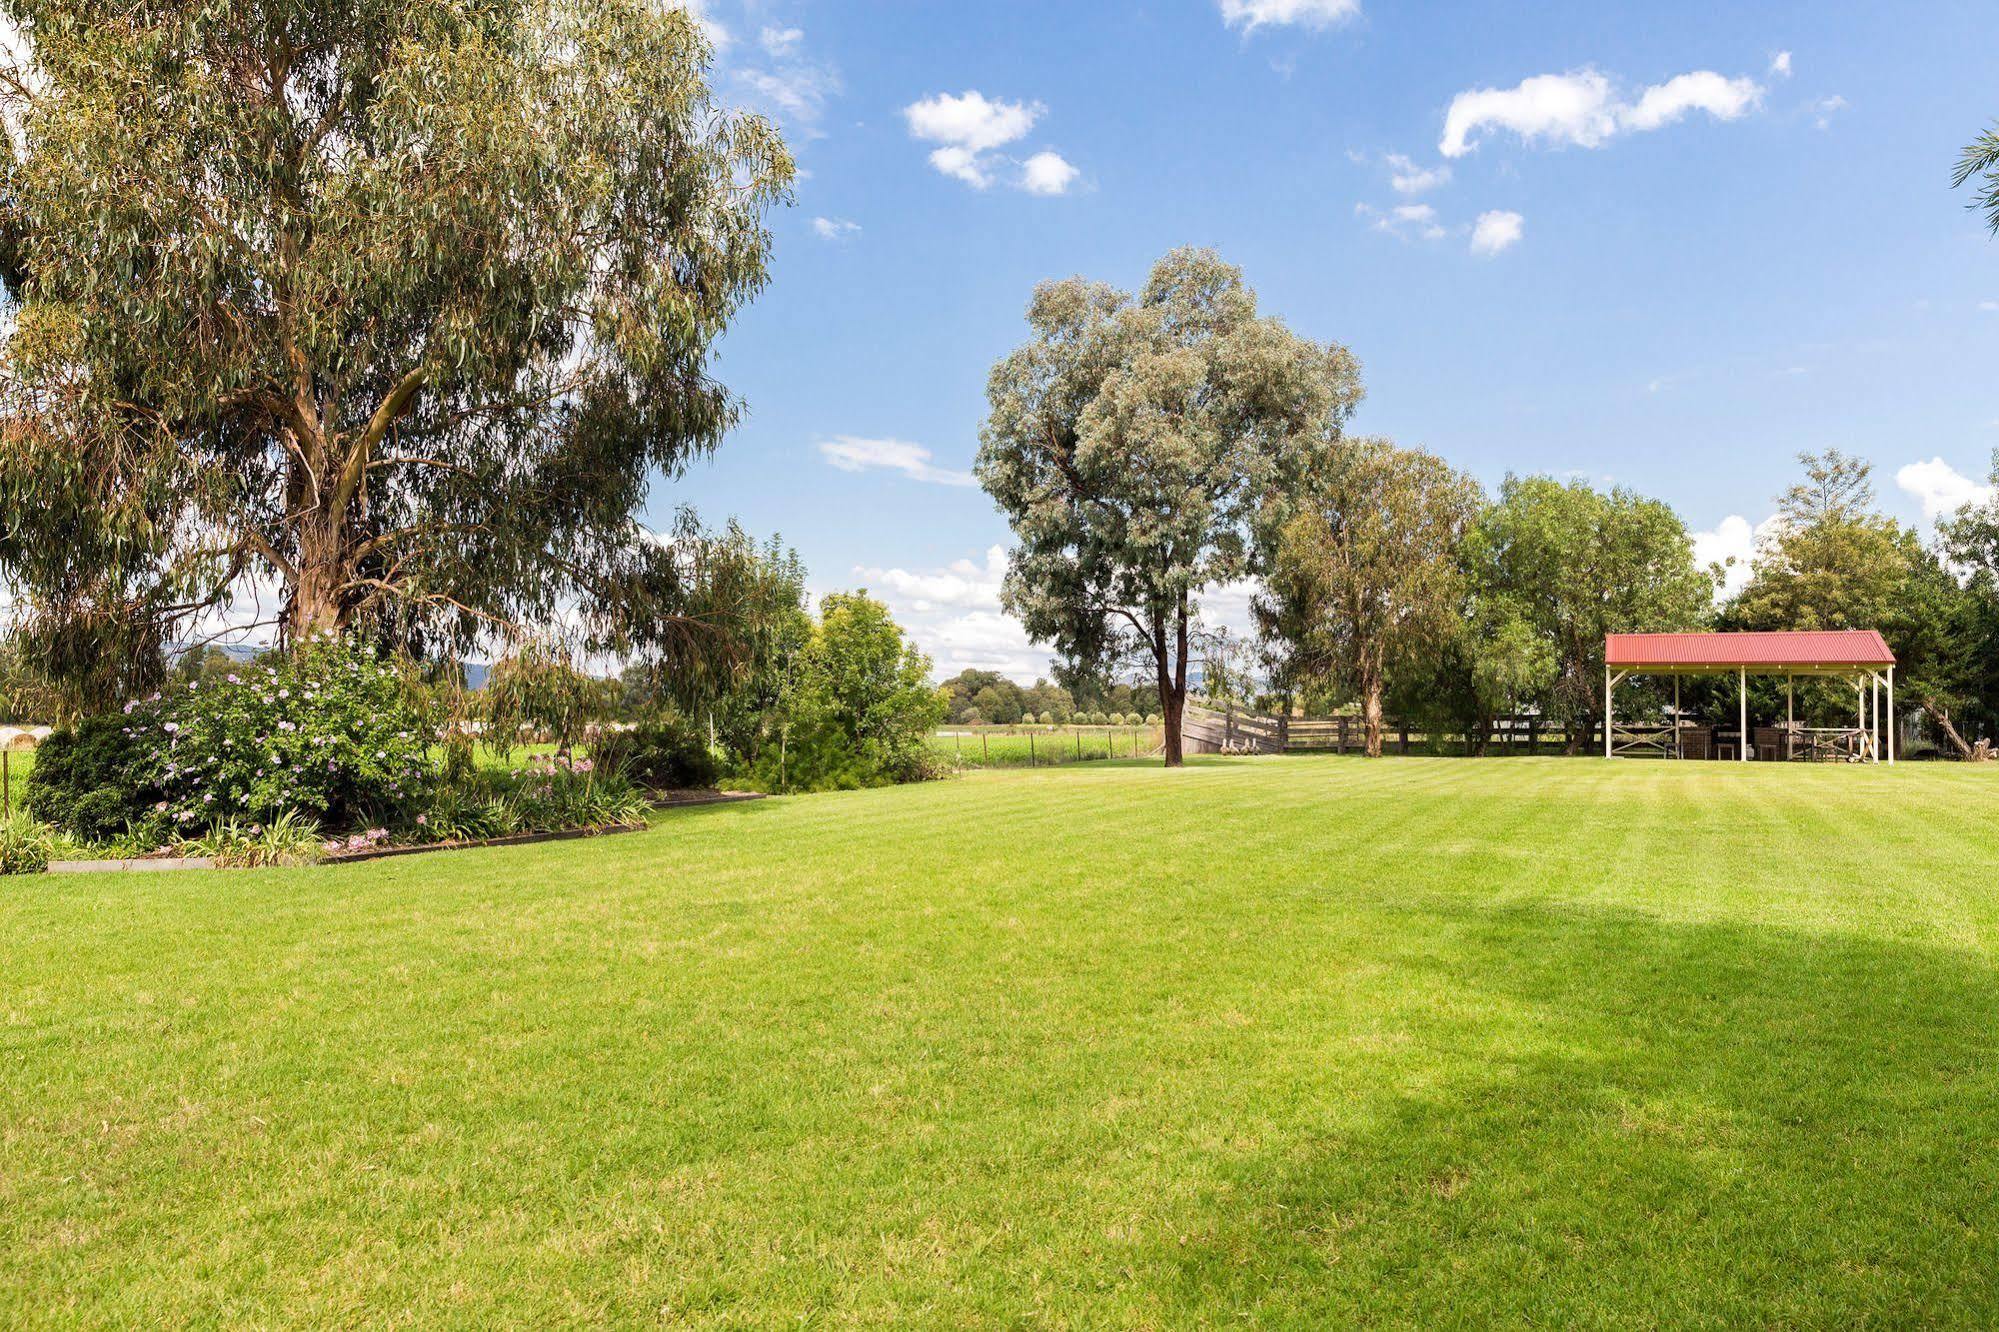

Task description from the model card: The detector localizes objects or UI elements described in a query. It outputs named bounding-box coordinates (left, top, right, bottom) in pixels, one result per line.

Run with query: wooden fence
left=1183, top=703, right=1600, bottom=757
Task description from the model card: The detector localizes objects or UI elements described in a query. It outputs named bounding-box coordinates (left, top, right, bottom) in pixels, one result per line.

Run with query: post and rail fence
left=1181, top=703, right=1602, bottom=757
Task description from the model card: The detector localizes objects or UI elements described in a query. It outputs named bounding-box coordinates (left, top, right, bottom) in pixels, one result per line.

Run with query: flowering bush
left=120, top=638, right=436, bottom=833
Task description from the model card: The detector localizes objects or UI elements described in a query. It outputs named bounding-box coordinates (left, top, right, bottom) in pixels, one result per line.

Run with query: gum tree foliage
left=1264, top=439, right=1484, bottom=757
left=0, top=0, right=792, bottom=707
left=1463, top=475, right=1712, bottom=751
left=976, top=248, right=1361, bottom=766
left=1729, top=450, right=1988, bottom=756
left=1955, top=121, right=1999, bottom=234
left=1727, top=452, right=1913, bottom=632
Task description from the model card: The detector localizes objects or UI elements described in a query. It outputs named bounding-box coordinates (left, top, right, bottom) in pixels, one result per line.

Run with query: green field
left=930, top=724, right=1157, bottom=767
left=5, top=756, right=1998, bottom=1325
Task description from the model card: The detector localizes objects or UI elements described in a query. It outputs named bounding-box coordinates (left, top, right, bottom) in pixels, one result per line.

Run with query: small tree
left=978, top=248, right=1361, bottom=766
left=768, top=592, right=942, bottom=790
left=1265, top=440, right=1483, bottom=756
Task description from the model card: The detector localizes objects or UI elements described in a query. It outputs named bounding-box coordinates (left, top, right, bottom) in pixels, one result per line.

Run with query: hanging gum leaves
left=0, top=0, right=793, bottom=704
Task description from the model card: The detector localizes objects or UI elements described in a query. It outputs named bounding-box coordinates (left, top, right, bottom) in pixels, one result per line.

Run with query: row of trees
left=934, top=670, right=1154, bottom=727
left=978, top=248, right=1999, bottom=764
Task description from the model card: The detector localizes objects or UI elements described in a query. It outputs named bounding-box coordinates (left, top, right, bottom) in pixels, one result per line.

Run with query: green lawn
left=5, top=757, right=1998, bottom=1326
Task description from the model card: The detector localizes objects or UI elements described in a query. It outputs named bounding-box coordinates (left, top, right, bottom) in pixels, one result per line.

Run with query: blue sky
left=668, top=0, right=1999, bottom=681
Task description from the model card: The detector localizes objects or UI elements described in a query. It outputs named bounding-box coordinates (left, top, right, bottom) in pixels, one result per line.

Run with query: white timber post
left=1738, top=667, right=1748, bottom=762
left=1673, top=675, right=1682, bottom=758
left=1871, top=672, right=1881, bottom=763
left=1887, top=666, right=1895, bottom=765
left=1604, top=663, right=1613, bottom=759
left=1787, top=676, right=1794, bottom=729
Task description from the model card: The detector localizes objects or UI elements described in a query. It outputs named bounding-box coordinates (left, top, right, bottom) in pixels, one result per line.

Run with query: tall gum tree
left=976, top=248, right=1361, bottom=766
left=1263, top=438, right=1484, bottom=757
left=0, top=0, right=791, bottom=686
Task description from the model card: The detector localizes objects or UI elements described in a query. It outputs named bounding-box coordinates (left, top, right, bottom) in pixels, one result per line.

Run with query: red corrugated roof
left=1606, top=630, right=1894, bottom=668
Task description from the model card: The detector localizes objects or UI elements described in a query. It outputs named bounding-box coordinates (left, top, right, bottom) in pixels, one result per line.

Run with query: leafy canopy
left=976, top=247, right=1360, bottom=760
left=1262, top=438, right=1483, bottom=754
left=0, top=0, right=793, bottom=692
left=1464, top=475, right=1712, bottom=733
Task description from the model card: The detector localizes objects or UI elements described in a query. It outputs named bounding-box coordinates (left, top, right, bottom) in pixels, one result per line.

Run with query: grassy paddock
left=931, top=724, right=1157, bottom=767
left=4, top=756, right=1998, bottom=1325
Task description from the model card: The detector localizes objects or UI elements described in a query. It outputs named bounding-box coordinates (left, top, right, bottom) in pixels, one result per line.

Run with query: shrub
left=133, top=637, right=436, bottom=834
left=25, top=712, right=155, bottom=836
left=0, top=815, right=56, bottom=874
left=1037, top=710, right=1054, bottom=725
left=24, top=713, right=157, bottom=842
left=594, top=720, right=719, bottom=790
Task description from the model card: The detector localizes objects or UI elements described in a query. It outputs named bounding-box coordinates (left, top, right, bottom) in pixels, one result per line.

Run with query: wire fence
left=930, top=726, right=1159, bottom=769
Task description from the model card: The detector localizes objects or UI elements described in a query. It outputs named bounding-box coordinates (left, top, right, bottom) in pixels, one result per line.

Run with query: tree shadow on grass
left=1154, top=900, right=1999, bottom=1327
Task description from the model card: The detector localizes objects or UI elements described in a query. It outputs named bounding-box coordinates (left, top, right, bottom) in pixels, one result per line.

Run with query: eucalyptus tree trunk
left=1152, top=593, right=1191, bottom=768
left=1360, top=660, right=1386, bottom=758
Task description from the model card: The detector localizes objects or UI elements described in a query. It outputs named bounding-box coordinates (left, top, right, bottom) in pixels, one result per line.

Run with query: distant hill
left=171, top=642, right=492, bottom=690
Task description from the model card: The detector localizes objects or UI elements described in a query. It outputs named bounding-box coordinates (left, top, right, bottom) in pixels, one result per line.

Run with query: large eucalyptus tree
left=0, top=0, right=791, bottom=703
left=976, top=248, right=1361, bottom=765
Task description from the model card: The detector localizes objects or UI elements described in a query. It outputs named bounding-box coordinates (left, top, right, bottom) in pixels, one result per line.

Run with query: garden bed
left=41, top=791, right=765, bottom=872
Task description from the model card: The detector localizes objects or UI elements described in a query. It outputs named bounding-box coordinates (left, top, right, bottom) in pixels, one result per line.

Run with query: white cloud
left=817, top=436, right=976, bottom=487
left=1469, top=209, right=1524, bottom=256
left=1692, top=513, right=1785, bottom=598
left=927, top=146, right=991, bottom=189
left=1356, top=201, right=1446, bottom=241
left=1618, top=71, right=1762, bottom=133
left=737, top=57, right=839, bottom=130
left=759, top=25, right=802, bottom=56
left=903, top=91, right=1072, bottom=192
left=811, top=216, right=860, bottom=241
left=855, top=546, right=1007, bottom=613
left=852, top=547, right=1045, bottom=680
left=1896, top=457, right=1995, bottom=521
left=1441, top=69, right=1618, bottom=156
left=1218, top=0, right=1360, bottom=32
left=1812, top=94, right=1847, bottom=130
left=1980, top=300, right=1999, bottom=312
left=904, top=90, right=1041, bottom=153
left=1439, top=66, right=1763, bottom=158
left=1384, top=152, right=1451, bottom=194
left=1769, top=50, right=1792, bottom=77
left=1020, top=150, right=1079, bottom=196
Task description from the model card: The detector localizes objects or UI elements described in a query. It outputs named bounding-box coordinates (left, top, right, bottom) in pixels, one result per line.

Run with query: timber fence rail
left=1183, top=704, right=1603, bottom=757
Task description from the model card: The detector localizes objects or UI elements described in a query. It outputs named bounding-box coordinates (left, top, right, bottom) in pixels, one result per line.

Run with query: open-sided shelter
left=1604, top=630, right=1895, bottom=764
